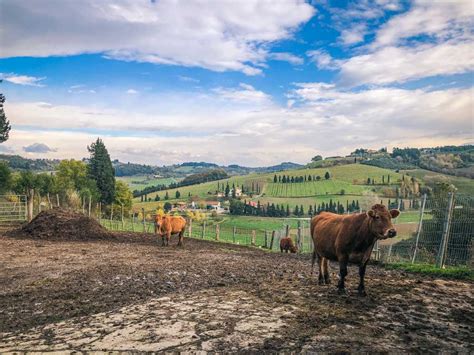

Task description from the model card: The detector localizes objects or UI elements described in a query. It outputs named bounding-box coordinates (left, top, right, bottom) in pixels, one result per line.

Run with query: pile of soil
left=16, top=208, right=111, bottom=241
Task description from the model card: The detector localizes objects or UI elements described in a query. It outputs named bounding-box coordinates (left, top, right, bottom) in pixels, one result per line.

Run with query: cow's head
left=155, top=214, right=164, bottom=232
left=367, top=204, right=399, bottom=239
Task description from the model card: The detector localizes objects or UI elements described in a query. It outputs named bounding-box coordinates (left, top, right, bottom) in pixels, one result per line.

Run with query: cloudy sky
left=0, top=0, right=472, bottom=166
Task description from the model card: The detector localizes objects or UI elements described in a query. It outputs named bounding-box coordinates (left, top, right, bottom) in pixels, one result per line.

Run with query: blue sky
left=0, top=0, right=472, bottom=166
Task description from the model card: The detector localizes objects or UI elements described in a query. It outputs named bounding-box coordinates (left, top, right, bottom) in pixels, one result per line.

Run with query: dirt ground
left=0, top=233, right=473, bottom=352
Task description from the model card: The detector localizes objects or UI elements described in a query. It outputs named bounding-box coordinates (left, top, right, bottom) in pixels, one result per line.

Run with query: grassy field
left=401, top=168, right=474, bottom=195
left=133, top=164, right=403, bottom=204
left=265, top=179, right=367, bottom=197
left=118, top=175, right=180, bottom=191
left=384, top=262, right=474, bottom=281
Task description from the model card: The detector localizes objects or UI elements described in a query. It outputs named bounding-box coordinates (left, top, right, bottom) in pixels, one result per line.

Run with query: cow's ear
left=390, top=209, right=400, bottom=218
left=367, top=210, right=375, bottom=218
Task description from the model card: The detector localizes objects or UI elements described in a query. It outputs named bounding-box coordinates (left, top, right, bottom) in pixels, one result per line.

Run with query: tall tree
left=87, top=138, right=115, bottom=204
left=0, top=162, right=12, bottom=193
left=0, top=91, right=11, bottom=143
left=175, top=190, right=181, bottom=199
left=324, top=171, right=330, bottom=180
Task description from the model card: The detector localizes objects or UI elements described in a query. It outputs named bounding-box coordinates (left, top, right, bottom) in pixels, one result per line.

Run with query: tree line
left=229, top=198, right=361, bottom=217
left=273, top=172, right=331, bottom=183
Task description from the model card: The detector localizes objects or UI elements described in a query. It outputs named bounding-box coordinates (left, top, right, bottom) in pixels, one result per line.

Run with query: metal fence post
left=412, top=193, right=427, bottom=264
left=437, top=192, right=455, bottom=268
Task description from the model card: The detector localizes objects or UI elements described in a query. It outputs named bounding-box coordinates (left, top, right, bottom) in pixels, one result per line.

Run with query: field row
left=265, top=180, right=366, bottom=197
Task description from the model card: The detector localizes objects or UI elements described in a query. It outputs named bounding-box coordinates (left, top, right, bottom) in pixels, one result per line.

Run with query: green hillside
left=401, top=169, right=474, bottom=195
left=132, top=164, right=409, bottom=213
left=265, top=179, right=366, bottom=197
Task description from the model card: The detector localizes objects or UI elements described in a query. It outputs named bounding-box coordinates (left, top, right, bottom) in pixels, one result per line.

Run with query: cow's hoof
left=337, top=288, right=348, bottom=295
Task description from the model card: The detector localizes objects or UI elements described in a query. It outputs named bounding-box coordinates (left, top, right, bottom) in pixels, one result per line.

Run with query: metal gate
left=0, top=195, right=28, bottom=232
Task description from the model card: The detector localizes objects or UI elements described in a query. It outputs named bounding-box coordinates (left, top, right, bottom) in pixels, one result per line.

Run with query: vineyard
left=265, top=179, right=366, bottom=197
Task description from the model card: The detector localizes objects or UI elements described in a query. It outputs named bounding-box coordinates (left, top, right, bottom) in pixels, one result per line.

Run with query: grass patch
left=384, top=262, right=474, bottom=281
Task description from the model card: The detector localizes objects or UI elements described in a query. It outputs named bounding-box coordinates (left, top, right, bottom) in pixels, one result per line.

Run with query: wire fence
left=2, top=192, right=471, bottom=269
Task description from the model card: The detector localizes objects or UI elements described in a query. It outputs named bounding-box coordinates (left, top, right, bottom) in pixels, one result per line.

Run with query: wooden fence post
left=233, top=226, right=236, bottom=243
left=188, top=218, right=192, bottom=237
left=201, top=221, right=206, bottom=239
left=412, top=193, right=427, bottom=264
left=121, top=204, right=124, bottom=230
left=264, top=230, right=268, bottom=248
left=251, top=230, right=256, bottom=246
left=437, top=192, right=455, bottom=268
left=216, top=224, right=220, bottom=241
left=88, top=195, right=92, bottom=218
left=270, top=230, right=275, bottom=250
left=297, top=220, right=302, bottom=253
left=131, top=213, right=135, bottom=232
left=110, top=204, right=114, bottom=230
left=142, top=208, right=146, bottom=233
left=56, top=194, right=60, bottom=208
left=285, top=224, right=290, bottom=238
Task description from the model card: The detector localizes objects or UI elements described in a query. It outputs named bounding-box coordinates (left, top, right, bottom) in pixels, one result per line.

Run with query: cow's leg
left=177, top=230, right=184, bottom=247
left=311, top=250, right=317, bottom=276
left=323, top=258, right=331, bottom=284
left=280, top=246, right=283, bottom=253
left=357, top=263, right=367, bottom=297
left=167, top=233, right=171, bottom=246
left=317, top=255, right=325, bottom=285
left=161, top=235, right=166, bottom=246
left=337, top=256, right=348, bottom=295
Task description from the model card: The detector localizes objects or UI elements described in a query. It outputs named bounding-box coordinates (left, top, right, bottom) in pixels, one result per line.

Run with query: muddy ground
left=0, top=233, right=473, bottom=352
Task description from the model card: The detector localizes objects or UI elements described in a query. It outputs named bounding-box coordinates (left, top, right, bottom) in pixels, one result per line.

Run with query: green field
left=118, top=175, right=180, bottom=191
left=133, top=164, right=404, bottom=206
left=265, top=179, right=367, bottom=197
left=401, top=169, right=474, bottom=195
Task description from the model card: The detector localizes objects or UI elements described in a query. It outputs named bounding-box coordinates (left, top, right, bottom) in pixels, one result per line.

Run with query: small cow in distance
left=155, top=214, right=187, bottom=247
left=280, top=236, right=297, bottom=253
left=311, top=204, right=399, bottom=296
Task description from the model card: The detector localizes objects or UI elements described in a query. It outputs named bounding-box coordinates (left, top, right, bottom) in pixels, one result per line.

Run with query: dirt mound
left=17, top=208, right=111, bottom=240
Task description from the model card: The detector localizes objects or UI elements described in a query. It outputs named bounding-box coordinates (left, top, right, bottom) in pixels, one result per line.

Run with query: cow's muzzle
left=387, top=229, right=397, bottom=238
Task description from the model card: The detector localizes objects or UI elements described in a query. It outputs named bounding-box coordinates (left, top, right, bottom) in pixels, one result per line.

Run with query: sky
left=0, top=0, right=473, bottom=166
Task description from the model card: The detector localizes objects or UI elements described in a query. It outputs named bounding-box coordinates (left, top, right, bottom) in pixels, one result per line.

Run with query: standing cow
left=155, top=214, right=187, bottom=247
left=311, top=204, right=399, bottom=296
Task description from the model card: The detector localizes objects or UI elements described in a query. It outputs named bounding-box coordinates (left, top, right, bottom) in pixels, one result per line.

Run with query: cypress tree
left=225, top=182, right=230, bottom=197
left=294, top=205, right=299, bottom=216
left=175, top=190, right=181, bottom=199
left=324, top=171, right=330, bottom=180
left=286, top=205, right=290, bottom=216
left=273, top=174, right=278, bottom=183
left=87, top=138, right=115, bottom=204
left=0, top=92, right=11, bottom=143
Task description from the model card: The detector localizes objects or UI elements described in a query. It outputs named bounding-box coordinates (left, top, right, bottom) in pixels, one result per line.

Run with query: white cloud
left=212, top=83, right=272, bottom=104
left=339, top=24, right=367, bottom=45
left=268, top=52, right=304, bottom=65
left=373, top=0, right=474, bottom=48
left=1, top=0, right=315, bottom=75
left=5, top=82, right=472, bottom=165
left=306, top=50, right=339, bottom=70
left=126, top=89, right=139, bottom=94
left=0, top=73, right=46, bottom=86
left=339, top=40, right=474, bottom=86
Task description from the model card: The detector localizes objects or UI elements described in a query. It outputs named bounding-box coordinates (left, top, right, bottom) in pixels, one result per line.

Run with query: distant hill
left=0, top=154, right=60, bottom=171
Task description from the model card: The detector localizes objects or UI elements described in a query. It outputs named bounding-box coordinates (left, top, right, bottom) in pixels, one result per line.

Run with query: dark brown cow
left=155, top=214, right=187, bottom=247
left=310, top=204, right=399, bottom=296
left=280, top=236, right=297, bottom=253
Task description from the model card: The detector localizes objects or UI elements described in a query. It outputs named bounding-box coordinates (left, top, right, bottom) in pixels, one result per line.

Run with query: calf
left=310, top=204, right=399, bottom=296
left=155, top=214, right=187, bottom=247
left=280, top=236, right=297, bottom=253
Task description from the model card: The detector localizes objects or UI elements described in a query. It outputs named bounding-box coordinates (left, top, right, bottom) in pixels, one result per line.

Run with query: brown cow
left=155, top=214, right=187, bottom=247
left=311, top=204, right=399, bottom=296
left=280, top=236, right=297, bottom=253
